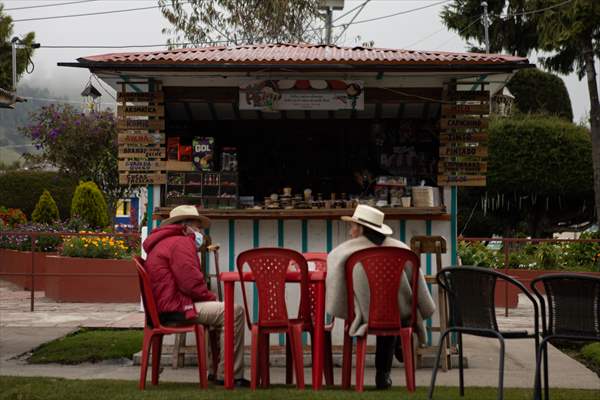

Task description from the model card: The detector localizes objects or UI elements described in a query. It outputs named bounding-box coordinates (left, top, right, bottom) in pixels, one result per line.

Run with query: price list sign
left=117, top=84, right=166, bottom=186
left=438, top=82, right=489, bottom=187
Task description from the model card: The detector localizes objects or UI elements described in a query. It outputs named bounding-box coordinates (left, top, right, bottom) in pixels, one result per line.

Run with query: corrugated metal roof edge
left=59, top=60, right=534, bottom=73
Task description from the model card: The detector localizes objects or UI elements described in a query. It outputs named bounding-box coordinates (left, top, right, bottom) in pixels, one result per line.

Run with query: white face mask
left=193, top=231, right=204, bottom=249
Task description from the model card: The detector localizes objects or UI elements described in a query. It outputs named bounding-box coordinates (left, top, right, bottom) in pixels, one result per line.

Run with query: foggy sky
left=7, top=0, right=597, bottom=124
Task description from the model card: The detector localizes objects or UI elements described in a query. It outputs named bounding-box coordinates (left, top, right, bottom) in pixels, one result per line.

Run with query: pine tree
left=71, top=181, right=109, bottom=228
left=31, top=190, right=60, bottom=223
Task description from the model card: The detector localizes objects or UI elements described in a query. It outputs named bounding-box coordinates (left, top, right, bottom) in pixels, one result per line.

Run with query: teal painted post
left=326, top=220, right=333, bottom=252
left=451, top=187, right=458, bottom=265
left=425, top=220, right=433, bottom=345
left=228, top=220, right=235, bottom=272
left=252, top=220, right=259, bottom=323
left=399, top=220, right=406, bottom=242
left=301, top=219, right=308, bottom=345
left=146, top=186, right=153, bottom=232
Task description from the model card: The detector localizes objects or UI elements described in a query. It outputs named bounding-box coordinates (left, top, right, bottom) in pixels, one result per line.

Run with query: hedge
left=0, top=171, right=78, bottom=219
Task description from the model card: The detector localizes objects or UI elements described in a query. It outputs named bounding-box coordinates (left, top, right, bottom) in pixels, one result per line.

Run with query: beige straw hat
left=341, top=204, right=393, bottom=235
left=160, top=205, right=211, bottom=228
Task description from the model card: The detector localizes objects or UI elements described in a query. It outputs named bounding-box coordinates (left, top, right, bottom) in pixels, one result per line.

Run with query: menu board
left=117, top=82, right=166, bottom=186
left=437, top=82, right=489, bottom=187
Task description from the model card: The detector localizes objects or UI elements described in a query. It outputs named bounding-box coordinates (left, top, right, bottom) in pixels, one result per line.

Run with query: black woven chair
left=428, top=266, right=540, bottom=400
left=530, top=274, right=600, bottom=400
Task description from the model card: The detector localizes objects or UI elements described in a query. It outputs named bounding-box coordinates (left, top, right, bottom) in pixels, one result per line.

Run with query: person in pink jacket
left=143, top=205, right=248, bottom=387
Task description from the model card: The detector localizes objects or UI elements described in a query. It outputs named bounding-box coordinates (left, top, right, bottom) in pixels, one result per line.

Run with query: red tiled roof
left=80, top=43, right=527, bottom=66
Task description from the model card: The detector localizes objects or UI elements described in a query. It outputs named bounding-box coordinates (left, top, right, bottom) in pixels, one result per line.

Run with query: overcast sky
left=7, top=0, right=597, bottom=124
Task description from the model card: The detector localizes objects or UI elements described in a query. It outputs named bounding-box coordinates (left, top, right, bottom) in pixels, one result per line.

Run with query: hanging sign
left=119, top=173, right=167, bottom=185
left=118, top=133, right=165, bottom=145
left=438, top=86, right=490, bottom=187
left=117, top=119, right=165, bottom=131
left=441, top=103, right=489, bottom=116
left=239, top=80, right=364, bottom=111
left=118, top=145, right=165, bottom=159
left=118, top=160, right=166, bottom=171
left=437, top=175, right=486, bottom=186
left=441, top=117, right=488, bottom=130
left=117, top=105, right=164, bottom=117
left=438, top=160, right=488, bottom=174
left=117, top=92, right=164, bottom=103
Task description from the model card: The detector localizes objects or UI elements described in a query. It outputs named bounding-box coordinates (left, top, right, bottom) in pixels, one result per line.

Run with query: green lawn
left=0, top=377, right=599, bottom=400
left=580, top=343, right=600, bottom=377
left=28, top=328, right=143, bottom=364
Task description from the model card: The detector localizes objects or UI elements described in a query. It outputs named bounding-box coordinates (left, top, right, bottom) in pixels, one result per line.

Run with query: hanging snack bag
left=193, top=137, right=214, bottom=171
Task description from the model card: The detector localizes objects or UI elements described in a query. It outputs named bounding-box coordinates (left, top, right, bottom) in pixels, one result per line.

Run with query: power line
left=333, top=0, right=372, bottom=44
left=40, top=40, right=229, bottom=49
left=5, top=0, right=98, bottom=11
left=13, top=1, right=191, bottom=23
left=502, top=0, right=573, bottom=19
left=435, top=16, right=481, bottom=49
left=402, top=26, right=446, bottom=49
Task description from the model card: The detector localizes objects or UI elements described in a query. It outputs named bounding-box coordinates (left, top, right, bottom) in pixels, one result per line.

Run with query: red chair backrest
left=237, top=248, right=310, bottom=329
left=134, top=256, right=162, bottom=329
left=303, top=252, right=328, bottom=272
left=345, top=247, right=420, bottom=331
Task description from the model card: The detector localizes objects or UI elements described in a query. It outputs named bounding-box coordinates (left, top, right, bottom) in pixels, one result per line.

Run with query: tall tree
left=0, top=4, right=36, bottom=89
left=159, top=0, right=322, bottom=47
left=20, top=104, right=132, bottom=224
left=442, top=0, right=600, bottom=224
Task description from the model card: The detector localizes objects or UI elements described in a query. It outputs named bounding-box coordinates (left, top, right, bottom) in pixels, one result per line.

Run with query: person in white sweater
left=325, top=205, right=436, bottom=389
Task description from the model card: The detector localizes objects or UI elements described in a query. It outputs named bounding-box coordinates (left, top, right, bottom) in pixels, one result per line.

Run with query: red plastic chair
left=285, top=252, right=335, bottom=386
left=237, top=248, right=310, bottom=390
left=341, top=247, right=420, bottom=392
left=134, top=256, right=208, bottom=390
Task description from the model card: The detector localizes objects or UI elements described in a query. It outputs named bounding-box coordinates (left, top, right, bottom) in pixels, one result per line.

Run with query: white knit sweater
left=325, top=236, right=436, bottom=344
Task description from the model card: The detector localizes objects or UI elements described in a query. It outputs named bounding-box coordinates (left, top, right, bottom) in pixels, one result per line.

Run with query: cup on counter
left=283, top=187, right=292, bottom=196
left=401, top=196, right=411, bottom=208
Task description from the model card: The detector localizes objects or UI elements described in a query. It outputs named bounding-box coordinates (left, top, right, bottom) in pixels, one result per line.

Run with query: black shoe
left=375, top=372, right=392, bottom=390
left=214, top=378, right=251, bottom=388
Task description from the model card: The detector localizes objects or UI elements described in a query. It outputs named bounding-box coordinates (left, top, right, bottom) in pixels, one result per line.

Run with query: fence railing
left=0, top=230, right=140, bottom=311
left=460, top=236, right=600, bottom=316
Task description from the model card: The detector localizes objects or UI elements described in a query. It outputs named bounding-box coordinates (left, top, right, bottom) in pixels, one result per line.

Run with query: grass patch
left=1, top=376, right=600, bottom=400
left=27, top=328, right=143, bottom=364
left=580, top=343, right=600, bottom=376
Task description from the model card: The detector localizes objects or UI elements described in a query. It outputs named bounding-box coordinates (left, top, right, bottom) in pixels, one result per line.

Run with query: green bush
left=70, top=182, right=109, bottom=228
left=507, top=68, right=573, bottom=121
left=458, top=241, right=502, bottom=268
left=32, top=190, right=60, bottom=223
left=0, top=171, right=77, bottom=219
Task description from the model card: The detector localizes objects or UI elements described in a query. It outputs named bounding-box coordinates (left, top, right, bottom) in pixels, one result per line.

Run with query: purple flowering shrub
left=0, top=219, right=92, bottom=252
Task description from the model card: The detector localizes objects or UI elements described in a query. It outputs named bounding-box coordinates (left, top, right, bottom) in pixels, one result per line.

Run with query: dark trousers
left=375, top=336, right=398, bottom=374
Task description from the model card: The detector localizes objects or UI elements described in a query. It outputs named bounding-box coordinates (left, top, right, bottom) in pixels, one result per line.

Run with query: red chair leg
left=400, top=329, right=416, bottom=392
left=151, top=334, right=163, bottom=385
left=323, top=331, right=334, bottom=386
left=355, top=336, right=367, bottom=392
left=209, top=329, right=220, bottom=378
left=250, top=325, right=259, bottom=391
left=285, top=334, right=293, bottom=384
left=260, top=333, right=270, bottom=388
left=289, top=325, right=305, bottom=389
left=139, top=330, right=153, bottom=390
left=194, top=325, right=208, bottom=389
left=341, top=327, right=353, bottom=389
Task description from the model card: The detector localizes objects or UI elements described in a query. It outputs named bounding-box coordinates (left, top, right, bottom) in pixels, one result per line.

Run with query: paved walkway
left=0, top=281, right=598, bottom=390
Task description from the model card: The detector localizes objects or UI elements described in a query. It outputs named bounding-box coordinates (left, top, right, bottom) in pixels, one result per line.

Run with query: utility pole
left=325, top=7, right=333, bottom=44
left=481, top=1, right=490, bottom=53
left=10, top=36, right=40, bottom=104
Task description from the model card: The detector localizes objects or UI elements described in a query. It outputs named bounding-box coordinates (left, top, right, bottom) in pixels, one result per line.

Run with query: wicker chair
left=530, top=274, right=600, bottom=400
left=428, top=266, right=540, bottom=400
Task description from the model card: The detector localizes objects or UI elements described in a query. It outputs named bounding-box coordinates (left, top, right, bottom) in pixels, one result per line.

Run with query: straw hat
left=160, top=205, right=211, bottom=228
left=341, top=204, right=393, bottom=235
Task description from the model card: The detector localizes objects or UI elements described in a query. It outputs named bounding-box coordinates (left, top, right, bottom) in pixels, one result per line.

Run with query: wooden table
left=220, top=270, right=326, bottom=390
